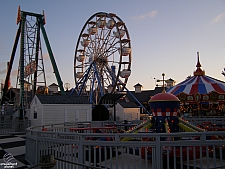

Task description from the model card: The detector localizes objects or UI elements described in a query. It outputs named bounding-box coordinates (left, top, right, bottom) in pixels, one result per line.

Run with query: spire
left=194, top=52, right=205, bottom=76
left=196, top=52, right=201, bottom=68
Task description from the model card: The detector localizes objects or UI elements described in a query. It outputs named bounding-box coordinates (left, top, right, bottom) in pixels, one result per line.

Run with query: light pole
left=156, top=73, right=166, bottom=93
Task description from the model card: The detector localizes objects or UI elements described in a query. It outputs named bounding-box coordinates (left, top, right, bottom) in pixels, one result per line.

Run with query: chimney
left=134, top=83, right=142, bottom=93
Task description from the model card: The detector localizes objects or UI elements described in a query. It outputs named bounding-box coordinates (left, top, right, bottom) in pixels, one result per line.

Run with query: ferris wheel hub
left=96, top=57, right=107, bottom=64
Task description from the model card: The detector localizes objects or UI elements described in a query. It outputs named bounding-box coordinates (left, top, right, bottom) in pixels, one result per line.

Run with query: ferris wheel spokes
left=72, top=62, right=92, bottom=95
left=78, top=63, right=93, bottom=96
left=73, top=12, right=132, bottom=104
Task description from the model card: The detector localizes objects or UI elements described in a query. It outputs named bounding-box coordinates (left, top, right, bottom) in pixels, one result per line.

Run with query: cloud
left=132, top=10, right=158, bottom=20
left=212, top=12, right=225, bottom=23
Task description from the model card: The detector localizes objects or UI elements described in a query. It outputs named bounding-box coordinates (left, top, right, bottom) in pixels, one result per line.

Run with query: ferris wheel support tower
left=1, top=7, right=65, bottom=119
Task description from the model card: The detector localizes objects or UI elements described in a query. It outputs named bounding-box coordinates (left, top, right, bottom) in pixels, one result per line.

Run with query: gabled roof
left=167, top=78, right=175, bottom=82
left=99, top=93, right=125, bottom=104
left=3, top=88, right=33, bottom=104
left=151, top=87, right=165, bottom=96
left=48, top=83, right=59, bottom=87
left=134, top=83, right=142, bottom=87
left=119, top=102, right=139, bottom=108
left=36, top=94, right=90, bottom=104
left=126, top=87, right=164, bottom=103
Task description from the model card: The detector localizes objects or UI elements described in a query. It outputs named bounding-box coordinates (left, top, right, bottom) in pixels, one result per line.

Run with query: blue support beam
left=93, top=63, right=104, bottom=97
left=78, top=63, right=92, bottom=96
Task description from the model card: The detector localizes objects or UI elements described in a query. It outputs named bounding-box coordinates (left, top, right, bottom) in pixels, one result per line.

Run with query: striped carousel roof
left=166, top=75, right=225, bottom=95
left=166, top=52, right=225, bottom=96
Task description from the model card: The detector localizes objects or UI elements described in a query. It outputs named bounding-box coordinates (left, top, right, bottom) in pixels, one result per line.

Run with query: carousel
left=166, top=52, right=225, bottom=116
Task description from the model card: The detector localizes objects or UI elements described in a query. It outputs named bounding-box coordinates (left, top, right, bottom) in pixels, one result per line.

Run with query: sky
left=0, top=0, right=225, bottom=91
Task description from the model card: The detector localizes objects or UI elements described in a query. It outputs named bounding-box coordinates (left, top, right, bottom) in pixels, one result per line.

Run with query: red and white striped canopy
left=166, top=75, right=225, bottom=96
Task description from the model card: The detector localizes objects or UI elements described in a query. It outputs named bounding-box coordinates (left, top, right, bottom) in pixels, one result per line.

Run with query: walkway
left=0, top=134, right=30, bottom=169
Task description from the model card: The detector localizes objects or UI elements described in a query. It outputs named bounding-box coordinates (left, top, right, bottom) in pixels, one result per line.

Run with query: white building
left=28, top=94, right=92, bottom=126
left=116, top=102, right=140, bottom=121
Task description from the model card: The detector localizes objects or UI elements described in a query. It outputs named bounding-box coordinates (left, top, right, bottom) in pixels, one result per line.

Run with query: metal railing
left=0, top=119, right=30, bottom=134
left=26, top=121, right=225, bottom=169
left=183, top=116, right=225, bottom=126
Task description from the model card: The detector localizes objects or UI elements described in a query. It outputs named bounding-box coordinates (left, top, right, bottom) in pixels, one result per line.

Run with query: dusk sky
left=0, top=1, right=224, bottom=91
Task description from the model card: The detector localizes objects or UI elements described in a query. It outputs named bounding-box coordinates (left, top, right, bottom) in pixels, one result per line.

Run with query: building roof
left=134, top=83, right=142, bottom=87
left=36, top=94, right=90, bottom=104
left=3, top=88, right=33, bottom=105
left=166, top=78, right=175, bottom=82
left=125, top=87, right=164, bottom=103
left=48, top=83, right=59, bottom=87
left=99, top=93, right=125, bottom=104
left=119, top=102, right=139, bottom=108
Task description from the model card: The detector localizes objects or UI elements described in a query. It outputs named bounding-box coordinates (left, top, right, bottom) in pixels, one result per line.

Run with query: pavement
left=0, top=134, right=30, bottom=169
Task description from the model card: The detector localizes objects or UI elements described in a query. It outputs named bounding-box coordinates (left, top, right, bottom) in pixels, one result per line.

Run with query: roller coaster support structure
left=1, top=7, right=65, bottom=120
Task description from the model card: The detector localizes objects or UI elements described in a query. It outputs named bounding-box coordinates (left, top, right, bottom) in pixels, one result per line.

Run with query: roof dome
left=150, top=92, right=180, bottom=117
left=150, top=92, right=179, bottom=102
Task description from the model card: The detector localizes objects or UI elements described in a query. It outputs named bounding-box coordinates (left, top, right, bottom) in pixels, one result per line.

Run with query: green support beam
left=39, top=16, right=65, bottom=95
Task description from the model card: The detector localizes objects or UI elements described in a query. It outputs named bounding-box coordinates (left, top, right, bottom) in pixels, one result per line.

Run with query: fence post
left=35, top=138, right=39, bottom=165
left=39, top=154, right=56, bottom=169
left=155, top=135, right=161, bottom=169
left=78, top=135, right=84, bottom=169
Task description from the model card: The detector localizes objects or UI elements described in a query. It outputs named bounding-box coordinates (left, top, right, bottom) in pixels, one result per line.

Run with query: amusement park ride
left=69, top=12, right=153, bottom=119
left=1, top=7, right=225, bottom=124
left=70, top=12, right=132, bottom=104
left=1, top=7, right=65, bottom=119
left=3, top=8, right=225, bottom=167
left=0, top=8, right=150, bottom=121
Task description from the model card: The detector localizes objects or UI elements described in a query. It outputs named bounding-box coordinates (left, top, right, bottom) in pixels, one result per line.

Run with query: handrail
left=26, top=121, right=225, bottom=169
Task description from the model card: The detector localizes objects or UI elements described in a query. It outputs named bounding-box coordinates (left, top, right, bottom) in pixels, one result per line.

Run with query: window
left=33, top=111, right=37, bottom=119
left=33, top=107, right=37, bottom=119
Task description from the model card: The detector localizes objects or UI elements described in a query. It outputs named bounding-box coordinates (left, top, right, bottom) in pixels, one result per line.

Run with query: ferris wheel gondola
left=72, top=12, right=132, bottom=104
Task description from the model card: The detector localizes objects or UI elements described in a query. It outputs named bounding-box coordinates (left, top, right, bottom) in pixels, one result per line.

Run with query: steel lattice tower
left=1, top=7, right=65, bottom=119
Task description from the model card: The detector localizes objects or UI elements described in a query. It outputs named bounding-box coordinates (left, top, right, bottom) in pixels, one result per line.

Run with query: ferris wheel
left=72, top=12, right=132, bottom=104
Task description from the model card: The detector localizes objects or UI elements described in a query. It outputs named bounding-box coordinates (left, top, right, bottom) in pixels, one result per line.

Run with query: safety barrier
left=184, top=116, right=225, bottom=126
left=25, top=121, right=225, bottom=169
left=0, top=119, right=30, bottom=134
